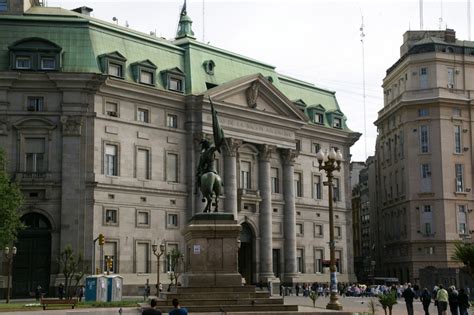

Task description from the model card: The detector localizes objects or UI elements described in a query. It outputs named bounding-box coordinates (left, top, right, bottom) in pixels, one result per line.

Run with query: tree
left=167, top=248, right=184, bottom=290
left=0, top=149, right=24, bottom=248
left=58, top=245, right=87, bottom=299
left=452, top=241, right=474, bottom=277
left=378, top=292, right=397, bottom=315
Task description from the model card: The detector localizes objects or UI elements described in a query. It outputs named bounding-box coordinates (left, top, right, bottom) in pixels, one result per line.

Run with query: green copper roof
left=0, top=5, right=353, bottom=131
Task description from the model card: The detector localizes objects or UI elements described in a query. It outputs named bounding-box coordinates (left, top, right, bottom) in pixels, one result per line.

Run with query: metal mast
left=360, top=14, right=367, bottom=160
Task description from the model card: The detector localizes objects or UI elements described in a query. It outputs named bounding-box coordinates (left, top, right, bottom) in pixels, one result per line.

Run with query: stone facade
left=374, top=29, right=474, bottom=284
left=0, top=1, right=360, bottom=296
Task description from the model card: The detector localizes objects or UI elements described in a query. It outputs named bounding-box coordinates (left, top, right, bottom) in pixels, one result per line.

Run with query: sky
left=47, top=0, right=473, bottom=161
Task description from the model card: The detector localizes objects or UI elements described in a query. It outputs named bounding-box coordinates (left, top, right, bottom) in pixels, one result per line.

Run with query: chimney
left=445, top=28, right=456, bottom=43
left=72, top=6, right=93, bottom=16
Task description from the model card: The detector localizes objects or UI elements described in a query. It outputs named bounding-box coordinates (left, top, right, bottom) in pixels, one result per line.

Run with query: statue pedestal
left=182, top=213, right=242, bottom=287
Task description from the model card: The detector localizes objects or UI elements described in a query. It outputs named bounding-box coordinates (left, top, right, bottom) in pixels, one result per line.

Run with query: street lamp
left=152, top=242, right=165, bottom=296
left=316, top=147, right=343, bottom=311
left=4, top=246, right=17, bottom=304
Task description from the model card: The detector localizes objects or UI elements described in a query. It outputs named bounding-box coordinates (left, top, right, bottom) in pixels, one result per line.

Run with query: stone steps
left=153, top=297, right=284, bottom=307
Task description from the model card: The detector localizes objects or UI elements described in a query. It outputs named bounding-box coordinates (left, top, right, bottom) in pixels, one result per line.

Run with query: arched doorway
left=12, top=213, right=52, bottom=297
left=238, top=223, right=254, bottom=284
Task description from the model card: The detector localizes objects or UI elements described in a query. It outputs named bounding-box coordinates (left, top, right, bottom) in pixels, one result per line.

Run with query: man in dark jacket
left=142, top=298, right=162, bottom=315
left=421, top=288, right=432, bottom=315
left=448, top=286, right=459, bottom=315
left=403, top=283, right=416, bottom=315
left=457, top=288, right=469, bottom=315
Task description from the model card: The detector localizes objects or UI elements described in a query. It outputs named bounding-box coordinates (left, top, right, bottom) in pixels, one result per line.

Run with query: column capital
left=280, top=148, right=298, bottom=165
left=224, top=138, right=242, bottom=157
left=258, top=144, right=275, bottom=161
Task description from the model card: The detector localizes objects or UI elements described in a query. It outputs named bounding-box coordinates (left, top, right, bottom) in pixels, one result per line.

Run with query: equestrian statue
left=196, top=97, right=227, bottom=213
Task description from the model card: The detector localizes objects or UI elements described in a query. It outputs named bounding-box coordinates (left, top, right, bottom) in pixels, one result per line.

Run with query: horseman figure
left=196, top=97, right=226, bottom=213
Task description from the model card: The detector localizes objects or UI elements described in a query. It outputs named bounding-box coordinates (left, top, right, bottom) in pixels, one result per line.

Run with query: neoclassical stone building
left=0, top=0, right=360, bottom=296
left=374, top=29, right=474, bottom=284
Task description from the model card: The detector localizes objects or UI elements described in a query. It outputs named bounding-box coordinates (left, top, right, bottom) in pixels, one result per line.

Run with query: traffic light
left=107, top=257, right=113, bottom=270
left=98, top=233, right=105, bottom=245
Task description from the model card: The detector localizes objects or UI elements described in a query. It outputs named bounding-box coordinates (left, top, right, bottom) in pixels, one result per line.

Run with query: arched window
left=21, top=212, right=52, bottom=230
left=9, top=37, right=62, bottom=71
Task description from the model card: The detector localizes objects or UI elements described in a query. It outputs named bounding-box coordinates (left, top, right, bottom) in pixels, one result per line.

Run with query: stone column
left=224, top=138, right=241, bottom=218
left=258, top=144, right=274, bottom=281
left=281, top=149, right=298, bottom=283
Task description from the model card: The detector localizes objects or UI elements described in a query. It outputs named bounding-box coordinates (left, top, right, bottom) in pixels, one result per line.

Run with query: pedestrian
left=295, top=283, right=300, bottom=296
left=35, top=284, right=42, bottom=301
left=402, top=283, right=416, bottom=315
left=436, top=284, right=449, bottom=315
left=58, top=283, right=64, bottom=300
left=76, top=285, right=84, bottom=302
left=144, top=283, right=151, bottom=301
left=142, top=298, right=162, bottom=315
left=421, top=287, right=432, bottom=315
left=457, top=288, right=469, bottom=315
left=169, top=298, right=188, bottom=315
left=448, top=286, right=459, bottom=315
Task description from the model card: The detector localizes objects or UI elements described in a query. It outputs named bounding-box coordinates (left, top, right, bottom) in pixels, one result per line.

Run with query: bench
left=41, top=298, right=78, bottom=310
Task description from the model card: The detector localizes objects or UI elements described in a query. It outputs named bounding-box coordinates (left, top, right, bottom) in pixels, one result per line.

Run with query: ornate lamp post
left=152, top=242, right=165, bottom=296
left=4, top=246, right=17, bottom=303
left=316, top=148, right=343, bottom=311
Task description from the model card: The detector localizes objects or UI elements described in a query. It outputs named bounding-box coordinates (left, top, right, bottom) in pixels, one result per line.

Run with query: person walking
left=402, top=283, right=416, bottom=315
left=457, top=288, right=469, bottom=315
left=169, top=298, right=188, bottom=315
left=437, top=284, right=449, bottom=315
left=142, top=298, right=162, bottom=315
left=58, top=283, right=64, bottom=300
left=35, top=285, right=42, bottom=301
left=448, top=286, right=459, bottom=315
left=421, top=287, right=432, bottom=315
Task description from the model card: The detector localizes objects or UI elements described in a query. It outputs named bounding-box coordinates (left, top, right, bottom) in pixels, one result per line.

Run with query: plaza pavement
left=0, top=295, right=453, bottom=315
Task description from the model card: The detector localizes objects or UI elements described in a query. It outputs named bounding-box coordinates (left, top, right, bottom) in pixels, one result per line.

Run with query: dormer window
left=9, top=38, right=62, bottom=71
left=333, top=117, right=342, bottom=128
left=314, top=113, right=324, bottom=124
left=99, top=51, right=127, bottom=79
left=203, top=60, right=216, bottom=75
left=306, top=104, right=325, bottom=125
left=328, top=109, right=344, bottom=129
left=131, top=60, right=157, bottom=86
left=161, top=67, right=185, bottom=93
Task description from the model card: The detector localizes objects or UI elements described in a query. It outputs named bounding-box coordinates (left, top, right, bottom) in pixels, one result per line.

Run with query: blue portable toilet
left=85, top=275, right=108, bottom=302
left=105, top=275, right=123, bottom=302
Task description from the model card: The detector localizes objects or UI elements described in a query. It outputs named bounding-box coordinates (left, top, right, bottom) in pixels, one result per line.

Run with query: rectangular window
left=315, top=224, right=323, bottom=237
left=453, top=108, right=462, bottom=117
left=314, top=113, right=323, bottom=124
left=25, top=138, right=45, bottom=173
left=335, top=250, right=342, bottom=273
left=167, top=114, right=178, bottom=128
left=313, top=175, right=322, bottom=199
left=424, top=222, right=432, bottom=235
left=455, top=164, right=464, bottom=192
left=105, top=209, right=118, bottom=225
left=422, top=205, right=433, bottom=235
left=447, top=68, right=454, bottom=88
left=136, top=210, right=150, bottom=227
left=296, top=223, right=303, bottom=236
left=137, top=108, right=149, bottom=123
left=333, top=178, right=340, bottom=201
left=458, top=205, right=467, bottom=234
left=271, top=167, right=279, bottom=193
left=418, top=108, right=429, bottom=117
left=420, top=125, right=429, bottom=153
left=315, top=249, right=323, bottom=273
left=108, top=63, right=122, bottom=77
left=135, top=242, right=150, bottom=273
left=420, top=67, right=428, bottom=89
left=313, top=143, right=321, bottom=154
left=16, top=56, right=31, bottom=69
left=136, top=148, right=150, bottom=180
left=27, top=97, right=44, bottom=112
left=139, top=70, right=153, bottom=85
left=105, top=144, right=118, bottom=176
left=167, top=213, right=178, bottom=228
left=296, top=248, right=304, bottom=273
left=169, top=77, right=183, bottom=92
left=40, top=57, right=56, bottom=70
left=420, top=163, right=432, bottom=193
left=166, top=244, right=178, bottom=272
left=104, top=242, right=117, bottom=273
left=294, top=172, right=302, bottom=197
left=333, top=117, right=342, bottom=128
left=106, top=102, right=118, bottom=117
left=454, top=125, right=462, bottom=154
left=335, top=226, right=342, bottom=238
left=166, top=153, right=178, bottom=182
left=240, top=161, right=251, bottom=189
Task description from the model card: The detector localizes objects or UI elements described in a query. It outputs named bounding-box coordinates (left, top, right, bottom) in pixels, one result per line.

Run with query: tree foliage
left=378, top=292, right=397, bottom=315
left=58, top=245, right=87, bottom=299
left=452, top=241, right=474, bottom=277
left=167, top=248, right=184, bottom=290
left=0, top=149, right=24, bottom=248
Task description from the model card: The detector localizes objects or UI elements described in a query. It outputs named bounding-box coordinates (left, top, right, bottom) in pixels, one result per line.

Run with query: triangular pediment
left=100, top=51, right=127, bottom=61
left=328, top=108, right=344, bottom=117
left=132, top=59, right=157, bottom=69
left=203, top=74, right=307, bottom=121
left=307, top=104, right=326, bottom=112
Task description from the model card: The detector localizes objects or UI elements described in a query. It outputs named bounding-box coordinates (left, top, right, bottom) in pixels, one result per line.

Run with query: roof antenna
left=419, top=0, right=424, bottom=30
left=202, top=0, right=206, bottom=43
left=438, top=0, right=444, bottom=30
left=360, top=11, right=368, bottom=160
left=469, top=0, right=472, bottom=40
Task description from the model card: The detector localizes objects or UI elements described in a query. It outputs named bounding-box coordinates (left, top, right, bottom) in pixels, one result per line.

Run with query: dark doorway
left=238, top=223, right=254, bottom=284
left=12, top=213, right=52, bottom=297
left=272, top=249, right=281, bottom=278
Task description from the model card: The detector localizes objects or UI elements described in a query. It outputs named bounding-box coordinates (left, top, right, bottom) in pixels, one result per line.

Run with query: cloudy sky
left=48, top=0, right=472, bottom=161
